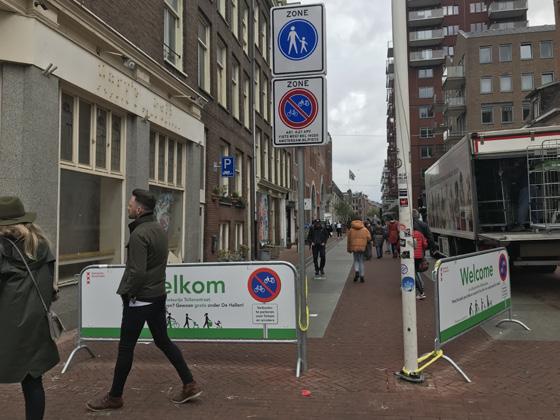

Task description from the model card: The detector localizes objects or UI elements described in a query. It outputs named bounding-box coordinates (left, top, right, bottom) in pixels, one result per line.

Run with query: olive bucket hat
left=0, top=196, right=37, bottom=226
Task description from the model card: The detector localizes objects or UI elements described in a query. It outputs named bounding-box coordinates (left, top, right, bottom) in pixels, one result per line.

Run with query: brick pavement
left=2, top=252, right=560, bottom=419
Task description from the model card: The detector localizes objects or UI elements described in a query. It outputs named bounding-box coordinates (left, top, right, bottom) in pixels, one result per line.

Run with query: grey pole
left=296, top=147, right=308, bottom=372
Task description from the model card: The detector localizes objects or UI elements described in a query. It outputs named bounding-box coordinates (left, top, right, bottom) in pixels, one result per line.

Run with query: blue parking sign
left=221, top=156, right=235, bottom=177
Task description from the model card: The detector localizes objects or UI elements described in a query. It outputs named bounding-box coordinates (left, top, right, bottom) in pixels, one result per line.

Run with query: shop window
left=149, top=130, right=186, bottom=260
left=58, top=169, right=123, bottom=282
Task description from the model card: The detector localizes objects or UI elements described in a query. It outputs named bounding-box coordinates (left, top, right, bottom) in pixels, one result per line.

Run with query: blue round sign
left=279, top=88, right=318, bottom=129
left=278, top=19, right=318, bottom=61
left=248, top=268, right=282, bottom=303
left=401, top=276, right=415, bottom=292
left=499, top=253, right=508, bottom=281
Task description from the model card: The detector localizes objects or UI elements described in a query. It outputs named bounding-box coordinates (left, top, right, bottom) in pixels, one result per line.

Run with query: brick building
left=0, top=0, right=206, bottom=285
left=403, top=0, right=528, bottom=207
left=443, top=25, right=556, bottom=140
left=381, top=44, right=398, bottom=213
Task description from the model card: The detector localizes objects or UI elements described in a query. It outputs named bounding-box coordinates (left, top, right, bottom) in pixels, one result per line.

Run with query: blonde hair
left=0, top=223, right=49, bottom=259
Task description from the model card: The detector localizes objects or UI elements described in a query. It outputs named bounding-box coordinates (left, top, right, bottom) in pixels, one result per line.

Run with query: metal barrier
left=416, top=248, right=529, bottom=382
left=62, top=261, right=308, bottom=377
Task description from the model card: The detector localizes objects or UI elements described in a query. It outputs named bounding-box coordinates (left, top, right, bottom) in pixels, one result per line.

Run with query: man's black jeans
left=312, top=244, right=326, bottom=272
left=110, top=296, right=193, bottom=397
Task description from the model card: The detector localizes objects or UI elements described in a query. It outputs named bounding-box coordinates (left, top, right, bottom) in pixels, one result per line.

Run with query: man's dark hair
left=132, top=189, right=156, bottom=211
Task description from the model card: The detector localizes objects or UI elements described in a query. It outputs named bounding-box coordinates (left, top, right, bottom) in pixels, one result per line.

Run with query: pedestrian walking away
left=336, top=221, right=342, bottom=237
left=387, top=217, right=400, bottom=258
left=347, top=219, right=372, bottom=283
left=364, top=220, right=374, bottom=261
left=86, top=189, right=201, bottom=412
left=373, top=221, right=385, bottom=259
left=307, top=219, right=329, bottom=276
left=413, top=227, right=428, bottom=300
left=0, top=196, right=60, bottom=420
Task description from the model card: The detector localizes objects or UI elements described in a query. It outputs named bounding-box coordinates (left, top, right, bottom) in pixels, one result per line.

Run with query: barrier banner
left=435, top=248, right=511, bottom=344
left=81, top=262, right=297, bottom=341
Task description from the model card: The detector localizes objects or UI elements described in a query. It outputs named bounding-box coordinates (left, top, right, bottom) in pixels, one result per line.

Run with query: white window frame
left=262, top=74, right=268, bottom=121
left=500, top=75, right=512, bottom=92
left=540, top=40, right=553, bottom=59
left=243, top=75, right=250, bottom=128
left=198, top=18, right=210, bottom=92
left=217, top=0, right=227, bottom=20
left=254, top=65, right=261, bottom=113
left=242, top=4, right=249, bottom=55
left=260, top=14, right=267, bottom=60
left=235, top=151, right=242, bottom=195
left=219, top=223, right=230, bottom=251
left=149, top=130, right=186, bottom=189
left=256, top=131, right=262, bottom=179
left=219, top=144, right=230, bottom=195
left=521, top=73, right=533, bottom=91
left=520, top=43, right=532, bottom=60
left=541, top=72, right=555, bottom=86
left=232, top=59, right=240, bottom=120
left=59, top=91, right=125, bottom=178
left=234, top=223, right=244, bottom=251
left=217, top=41, right=227, bottom=107
left=164, top=0, right=183, bottom=71
left=253, top=3, right=259, bottom=47
left=480, top=77, right=492, bottom=94
left=231, top=0, right=238, bottom=38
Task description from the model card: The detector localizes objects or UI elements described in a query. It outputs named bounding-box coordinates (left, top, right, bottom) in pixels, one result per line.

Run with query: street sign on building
left=273, top=76, right=326, bottom=147
left=221, top=156, right=235, bottom=177
left=271, top=3, right=326, bottom=76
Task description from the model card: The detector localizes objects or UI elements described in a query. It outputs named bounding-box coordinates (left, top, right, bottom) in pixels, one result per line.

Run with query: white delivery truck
left=425, top=126, right=560, bottom=272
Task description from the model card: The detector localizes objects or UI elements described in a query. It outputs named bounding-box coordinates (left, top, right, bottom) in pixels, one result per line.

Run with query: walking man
left=336, top=221, right=342, bottom=238
left=307, top=219, right=329, bottom=276
left=87, top=189, right=201, bottom=412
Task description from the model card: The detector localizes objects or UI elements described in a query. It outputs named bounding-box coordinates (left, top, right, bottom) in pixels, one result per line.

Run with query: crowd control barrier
left=62, top=261, right=307, bottom=376
left=416, top=248, right=530, bottom=382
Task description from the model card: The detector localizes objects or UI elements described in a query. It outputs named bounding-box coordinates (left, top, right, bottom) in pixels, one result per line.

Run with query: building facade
left=382, top=43, right=399, bottom=213
left=0, top=0, right=205, bottom=284
left=404, top=0, right=528, bottom=206
left=443, top=25, right=556, bottom=142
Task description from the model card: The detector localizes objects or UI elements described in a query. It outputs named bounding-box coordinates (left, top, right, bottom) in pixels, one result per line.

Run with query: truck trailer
left=425, top=126, right=560, bottom=272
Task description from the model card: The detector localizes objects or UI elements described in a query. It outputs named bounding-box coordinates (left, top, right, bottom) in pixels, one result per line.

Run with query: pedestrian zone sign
left=271, top=3, right=326, bottom=76
left=273, top=76, right=326, bottom=147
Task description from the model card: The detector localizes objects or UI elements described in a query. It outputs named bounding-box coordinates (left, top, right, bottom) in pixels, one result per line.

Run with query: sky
left=298, top=0, right=556, bottom=202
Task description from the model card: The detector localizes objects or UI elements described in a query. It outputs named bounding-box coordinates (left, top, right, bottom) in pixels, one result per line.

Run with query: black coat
left=117, top=212, right=169, bottom=299
left=0, top=238, right=59, bottom=383
left=307, top=225, right=329, bottom=246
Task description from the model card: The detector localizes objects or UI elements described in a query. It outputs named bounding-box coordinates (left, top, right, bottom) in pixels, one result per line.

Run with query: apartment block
left=443, top=25, right=556, bottom=141
left=400, top=0, right=528, bottom=207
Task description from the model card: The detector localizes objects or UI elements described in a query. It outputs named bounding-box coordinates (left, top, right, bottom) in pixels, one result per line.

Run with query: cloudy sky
left=299, top=0, right=556, bottom=202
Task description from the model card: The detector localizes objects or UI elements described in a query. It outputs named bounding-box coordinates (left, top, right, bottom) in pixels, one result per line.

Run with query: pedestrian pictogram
left=271, top=4, right=326, bottom=75
left=248, top=268, right=282, bottom=303
left=278, top=20, right=318, bottom=61
left=279, top=88, right=318, bottom=129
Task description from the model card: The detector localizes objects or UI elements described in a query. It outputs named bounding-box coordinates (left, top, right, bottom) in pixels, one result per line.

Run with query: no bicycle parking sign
left=273, top=76, right=326, bottom=146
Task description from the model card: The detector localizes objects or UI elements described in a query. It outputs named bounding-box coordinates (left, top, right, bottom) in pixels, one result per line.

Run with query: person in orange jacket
left=347, top=219, right=372, bottom=283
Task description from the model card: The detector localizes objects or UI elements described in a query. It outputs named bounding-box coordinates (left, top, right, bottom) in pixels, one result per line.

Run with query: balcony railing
left=407, top=0, right=441, bottom=8
left=409, top=48, right=445, bottom=66
left=488, top=0, right=528, bottom=20
left=489, top=20, right=527, bottom=30
left=446, top=96, right=465, bottom=107
left=443, top=129, right=467, bottom=142
left=442, top=66, right=465, bottom=89
left=408, top=8, right=444, bottom=27
left=409, top=28, right=444, bottom=47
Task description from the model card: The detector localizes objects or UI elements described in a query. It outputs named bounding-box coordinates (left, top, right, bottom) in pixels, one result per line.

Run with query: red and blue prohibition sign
left=279, top=88, right=318, bottom=129
left=248, top=268, right=282, bottom=303
left=499, top=253, right=508, bottom=281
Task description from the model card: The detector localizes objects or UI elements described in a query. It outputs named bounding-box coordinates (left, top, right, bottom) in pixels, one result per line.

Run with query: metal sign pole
left=296, top=146, right=308, bottom=375
left=392, top=0, right=423, bottom=383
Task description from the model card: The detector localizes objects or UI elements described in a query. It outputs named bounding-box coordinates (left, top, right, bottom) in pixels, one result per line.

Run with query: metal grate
left=527, top=139, right=560, bottom=230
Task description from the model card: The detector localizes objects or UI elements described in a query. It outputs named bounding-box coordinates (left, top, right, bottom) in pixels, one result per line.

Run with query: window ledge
left=164, top=58, right=188, bottom=78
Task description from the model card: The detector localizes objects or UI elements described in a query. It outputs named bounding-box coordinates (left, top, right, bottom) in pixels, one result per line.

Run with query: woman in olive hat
left=0, top=196, right=59, bottom=420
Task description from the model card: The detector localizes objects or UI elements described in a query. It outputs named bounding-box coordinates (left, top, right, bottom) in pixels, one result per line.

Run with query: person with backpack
left=387, top=217, right=400, bottom=258
left=373, top=221, right=385, bottom=259
left=413, top=228, right=428, bottom=300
